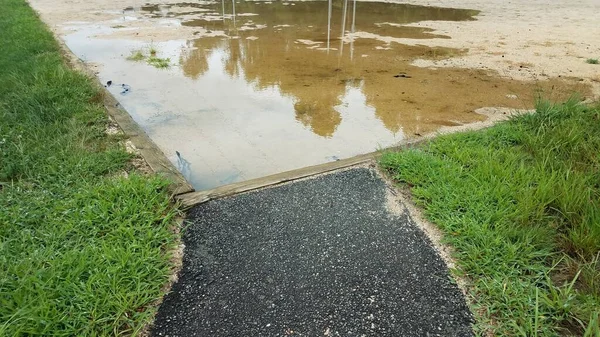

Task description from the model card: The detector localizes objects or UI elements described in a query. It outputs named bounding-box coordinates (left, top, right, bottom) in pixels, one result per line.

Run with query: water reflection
left=120, top=1, right=585, bottom=189
left=162, top=1, right=478, bottom=136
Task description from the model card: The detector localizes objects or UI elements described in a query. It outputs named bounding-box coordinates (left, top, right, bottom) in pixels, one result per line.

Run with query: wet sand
left=394, top=0, right=600, bottom=92
left=28, top=0, right=597, bottom=189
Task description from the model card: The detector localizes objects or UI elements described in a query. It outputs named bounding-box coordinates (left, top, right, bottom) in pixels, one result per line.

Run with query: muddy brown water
left=61, top=0, right=587, bottom=190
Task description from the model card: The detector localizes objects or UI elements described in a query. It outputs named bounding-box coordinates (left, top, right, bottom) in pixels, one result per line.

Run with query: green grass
left=586, top=58, right=599, bottom=65
left=147, top=56, right=170, bottom=69
left=381, top=98, right=600, bottom=336
left=0, top=0, right=178, bottom=336
left=149, top=45, right=158, bottom=57
left=126, top=50, right=145, bottom=61
left=126, top=48, right=170, bottom=69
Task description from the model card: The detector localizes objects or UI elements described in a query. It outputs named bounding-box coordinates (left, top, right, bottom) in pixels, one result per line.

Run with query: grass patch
left=126, top=49, right=146, bottom=62
left=0, top=0, right=178, bottom=336
left=126, top=47, right=170, bottom=68
left=147, top=56, right=170, bottom=69
left=380, top=98, right=600, bottom=336
left=149, top=45, right=158, bottom=57
left=586, top=58, right=599, bottom=65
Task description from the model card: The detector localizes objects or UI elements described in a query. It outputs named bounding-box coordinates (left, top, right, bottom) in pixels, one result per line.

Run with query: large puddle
left=60, top=0, right=586, bottom=190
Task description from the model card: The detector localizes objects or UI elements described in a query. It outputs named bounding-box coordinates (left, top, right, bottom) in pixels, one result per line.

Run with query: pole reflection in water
left=339, top=0, right=348, bottom=57
left=327, top=0, right=332, bottom=53
left=149, top=1, right=517, bottom=189
left=350, top=0, right=356, bottom=60
left=232, top=0, right=236, bottom=26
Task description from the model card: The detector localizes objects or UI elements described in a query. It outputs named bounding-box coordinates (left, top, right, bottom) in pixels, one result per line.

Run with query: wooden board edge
left=175, top=153, right=377, bottom=208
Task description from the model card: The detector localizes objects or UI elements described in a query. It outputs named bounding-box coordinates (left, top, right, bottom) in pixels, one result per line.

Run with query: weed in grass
left=1, top=0, right=178, bottom=335
left=127, top=49, right=145, bottom=61
left=586, top=58, right=599, bottom=64
left=147, top=56, right=170, bottom=68
left=380, top=98, right=600, bottom=335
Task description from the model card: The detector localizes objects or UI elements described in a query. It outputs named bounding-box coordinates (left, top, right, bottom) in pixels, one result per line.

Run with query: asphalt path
left=152, top=168, right=473, bottom=337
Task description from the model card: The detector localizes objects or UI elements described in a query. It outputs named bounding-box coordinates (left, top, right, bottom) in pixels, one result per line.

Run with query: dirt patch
left=105, top=116, right=121, bottom=135
left=123, top=140, right=155, bottom=176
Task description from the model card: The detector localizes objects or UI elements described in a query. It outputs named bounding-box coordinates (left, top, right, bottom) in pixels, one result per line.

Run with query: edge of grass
left=1, top=0, right=180, bottom=335
left=380, top=98, right=600, bottom=335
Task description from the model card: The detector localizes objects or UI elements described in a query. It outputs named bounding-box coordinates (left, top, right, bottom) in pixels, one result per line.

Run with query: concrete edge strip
left=174, top=137, right=433, bottom=208
left=175, top=153, right=376, bottom=208
left=103, top=94, right=194, bottom=195
left=52, top=35, right=195, bottom=195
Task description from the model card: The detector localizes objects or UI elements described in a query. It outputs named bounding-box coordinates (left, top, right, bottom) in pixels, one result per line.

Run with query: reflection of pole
left=351, top=0, right=356, bottom=33
left=327, top=0, right=332, bottom=53
left=340, top=0, right=348, bottom=56
left=232, top=0, right=236, bottom=26
left=222, top=0, right=225, bottom=22
left=350, top=0, right=356, bottom=60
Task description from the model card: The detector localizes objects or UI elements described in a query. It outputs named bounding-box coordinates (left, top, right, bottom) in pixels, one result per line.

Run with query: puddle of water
left=61, top=0, right=587, bottom=190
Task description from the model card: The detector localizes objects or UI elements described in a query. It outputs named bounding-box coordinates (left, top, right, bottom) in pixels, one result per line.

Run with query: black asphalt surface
left=152, top=168, right=473, bottom=337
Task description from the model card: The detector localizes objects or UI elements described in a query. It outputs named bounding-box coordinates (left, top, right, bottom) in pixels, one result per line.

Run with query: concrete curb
left=174, top=138, right=432, bottom=208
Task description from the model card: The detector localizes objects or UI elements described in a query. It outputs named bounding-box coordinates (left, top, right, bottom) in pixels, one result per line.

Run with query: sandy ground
left=30, top=0, right=600, bottom=96
left=397, top=0, right=600, bottom=94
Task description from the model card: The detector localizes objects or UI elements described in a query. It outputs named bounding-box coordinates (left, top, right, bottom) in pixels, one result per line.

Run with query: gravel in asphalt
left=152, top=168, right=473, bottom=337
